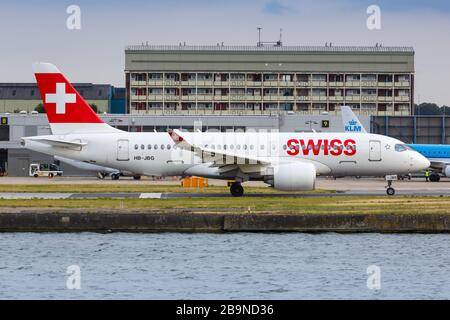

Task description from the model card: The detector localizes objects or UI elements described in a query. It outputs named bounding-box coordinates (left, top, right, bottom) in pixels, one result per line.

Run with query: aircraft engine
left=265, top=162, right=316, bottom=191
left=444, top=166, right=450, bottom=177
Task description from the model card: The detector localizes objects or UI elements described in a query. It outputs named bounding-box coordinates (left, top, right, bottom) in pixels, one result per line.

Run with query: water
left=0, top=232, right=449, bottom=299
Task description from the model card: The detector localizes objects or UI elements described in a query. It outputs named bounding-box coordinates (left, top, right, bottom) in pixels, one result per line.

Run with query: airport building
left=125, top=45, right=415, bottom=116
left=0, top=83, right=126, bottom=114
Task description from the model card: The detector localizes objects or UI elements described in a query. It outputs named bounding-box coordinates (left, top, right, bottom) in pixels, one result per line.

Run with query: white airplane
left=341, top=105, right=447, bottom=182
left=21, top=63, right=430, bottom=196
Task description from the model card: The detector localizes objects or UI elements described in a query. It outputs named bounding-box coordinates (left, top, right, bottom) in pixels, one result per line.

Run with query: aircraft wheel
left=430, top=173, right=440, bottom=182
left=111, top=173, right=120, bottom=180
left=133, top=175, right=142, bottom=180
left=34, top=174, right=39, bottom=178
left=230, top=182, right=244, bottom=197
left=48, top=173, right=54, bottom=178
left=386, top=187, right=395, bottom=196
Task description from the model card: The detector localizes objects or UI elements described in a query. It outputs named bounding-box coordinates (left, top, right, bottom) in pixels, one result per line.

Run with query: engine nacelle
left=265, top=162, right=316, bottom=191
left=444, top=166, right=450, bottom=177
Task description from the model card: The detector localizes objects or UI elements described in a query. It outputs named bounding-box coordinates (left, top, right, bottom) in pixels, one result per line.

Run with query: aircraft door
left=117, top=139, right=129, bottom=161
left=369, top=140, right=381, bottom=161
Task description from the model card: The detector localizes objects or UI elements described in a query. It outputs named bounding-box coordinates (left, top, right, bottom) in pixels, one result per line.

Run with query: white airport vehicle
left=21, top=63, right=430, bottom=196
left=29, top=163, right=63, bottom=178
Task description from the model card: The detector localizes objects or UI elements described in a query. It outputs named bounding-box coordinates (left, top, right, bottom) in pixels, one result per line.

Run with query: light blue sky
left=1, top=0, right=449, bottom=105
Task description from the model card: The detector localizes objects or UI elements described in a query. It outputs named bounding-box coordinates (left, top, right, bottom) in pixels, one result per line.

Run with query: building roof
left=126, top=45, right=414, bottom=53
left=0, top=83, right=113, bottom=100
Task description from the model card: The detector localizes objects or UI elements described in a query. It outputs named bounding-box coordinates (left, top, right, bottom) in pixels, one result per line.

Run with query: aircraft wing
left=24, top=137, right=87, bottom=149
left=168, top=130, right=268, bottom=170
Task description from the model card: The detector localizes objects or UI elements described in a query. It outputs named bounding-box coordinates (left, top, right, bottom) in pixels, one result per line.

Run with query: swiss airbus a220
left=22, top=63, right=430, bottom=196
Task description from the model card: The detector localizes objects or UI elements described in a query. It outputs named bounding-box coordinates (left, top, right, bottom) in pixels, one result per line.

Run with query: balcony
left=394, top=96, right=410, bottom=102
left=329, top=96, right=344, bottom=101
left=263, top=95, right=279, bottom=101
left=263, top=81, right=279, bottom=87
left=130, top=95, right=147, bottom=101
left=378, top=82, right=393, bottom=87
left=230, top=95, right=246, bottom=102
left=130, top=80, right=146, bottom=86
left=361, top=81, right=377, bottom=87
left=164, top=95, right=180, bottom=101
left=214, top=95, right=229, bottom=101
left=181, top=96, right=196, bottom=101
left=279, top=81, right=295, bottom=87
left=311, top=96, right=327, bottom=101
left=394, top=81, right=410, bottom=87
left=214, top=81, right=229, bottom=86
left=197, top=95, right=214, bottom=101
left=246, top=81, right=262, bottom=86
left=229, top=80, right=245, bottom=87
left=296, top=81, right=311, bottom=87
left=345, top=95, right=361, bottom=101
left=279, top=96, right=295, bottom=101
left=378, top=96, right=393, bottom=102
left=197, top=81, right=213, bottom=86
left=329, top=82, right=344, bottom=87
left=246, top=96, right=262, bottom=101
left=181, top=81, right=196, bottom=86
left=296, top=95, right=311, bottom=101
left=147, top=95, right=163, bottom=101
left=148, top=80, right=163, bottom=86
left=345, top=81, right=361, bottom=87
left=361, top=95, right=377, bottom=102
left=311, top=81, right=327, bottom=87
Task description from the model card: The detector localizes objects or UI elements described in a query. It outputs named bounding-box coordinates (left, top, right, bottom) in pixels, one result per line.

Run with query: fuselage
left=23, top=131, right=429, bottom=180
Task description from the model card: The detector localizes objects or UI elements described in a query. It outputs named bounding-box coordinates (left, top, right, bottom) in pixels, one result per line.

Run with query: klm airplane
left=341, top=106, right=445, bottom=181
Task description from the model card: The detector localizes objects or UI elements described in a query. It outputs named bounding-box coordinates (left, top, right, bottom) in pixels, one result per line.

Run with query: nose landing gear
left=229, top=182, right=244, bottom=197
left=385, top=175, right=397, bottom=196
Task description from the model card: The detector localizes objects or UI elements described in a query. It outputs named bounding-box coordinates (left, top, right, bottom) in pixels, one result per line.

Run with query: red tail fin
left=33, top=62, right=117, bottom=134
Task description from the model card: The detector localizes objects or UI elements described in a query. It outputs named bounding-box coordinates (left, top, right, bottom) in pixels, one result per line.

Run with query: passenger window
left=167, top=144, right=171, bottom=150
left=141, top=144, right=145, bottom=150
left=148, top=144, right=152, bottom=150
left=154, top=144, right=158, bottom=150
left=134, top=144, right=138, bottom=150
left=250, top=145, right=254, bottom=150
left=161, top=144, right=165, bottom=150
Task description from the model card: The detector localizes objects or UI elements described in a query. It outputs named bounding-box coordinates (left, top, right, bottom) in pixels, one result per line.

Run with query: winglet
left=168, top=129, right=184, bottom=143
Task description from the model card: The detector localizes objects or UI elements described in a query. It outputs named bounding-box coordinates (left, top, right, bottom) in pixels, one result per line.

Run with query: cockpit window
left=395, top=144, right=411, bottom=152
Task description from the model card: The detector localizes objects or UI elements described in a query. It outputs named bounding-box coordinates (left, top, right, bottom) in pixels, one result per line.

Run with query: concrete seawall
left=1, top=210, right=450, bottom=233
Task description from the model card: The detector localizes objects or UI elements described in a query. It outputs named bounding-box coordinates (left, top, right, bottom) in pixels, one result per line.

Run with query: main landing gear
left=230, top=182, right=244, bottom=197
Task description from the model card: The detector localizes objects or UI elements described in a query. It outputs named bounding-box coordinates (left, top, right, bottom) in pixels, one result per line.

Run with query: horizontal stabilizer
left=25, top=137, right=87, bottom=149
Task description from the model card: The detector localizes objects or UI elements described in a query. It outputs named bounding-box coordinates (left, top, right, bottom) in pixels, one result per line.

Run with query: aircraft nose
left=413, top=153, right=430, bottom=171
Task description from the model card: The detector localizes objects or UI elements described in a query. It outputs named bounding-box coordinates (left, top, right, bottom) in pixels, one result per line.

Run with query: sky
left=1, top=0, right=449, bottom=106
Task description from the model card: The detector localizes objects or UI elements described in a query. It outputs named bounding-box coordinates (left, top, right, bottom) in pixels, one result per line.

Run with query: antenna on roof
left=278, top=28, right=283, bottom=46
left=257, top=27, right=262, bottom=47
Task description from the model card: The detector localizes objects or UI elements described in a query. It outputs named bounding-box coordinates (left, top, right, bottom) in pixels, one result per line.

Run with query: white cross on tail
left=45, top=83, right=76, bottom=114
